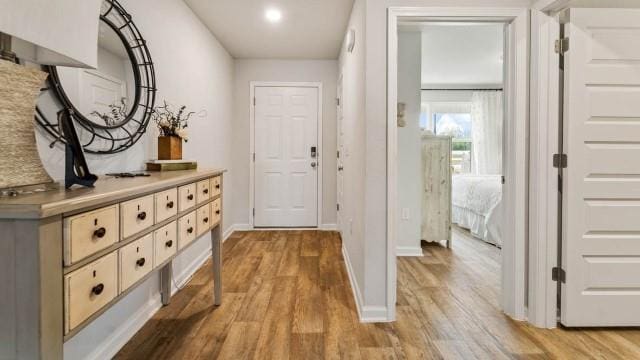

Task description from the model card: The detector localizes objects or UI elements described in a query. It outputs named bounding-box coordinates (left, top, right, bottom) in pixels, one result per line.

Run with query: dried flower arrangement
left=91, top=98, right=128, bottom=126
left=151, top=100, right=195, bottom=142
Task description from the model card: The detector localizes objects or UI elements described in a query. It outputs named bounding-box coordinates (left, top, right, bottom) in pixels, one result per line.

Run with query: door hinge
left=501, top=175, right=505, bottom=185
left=253, top=208, right=255, bottom=217
left=337, top=203, right=340, bottom=211
left=253, top=97, right=256, bottom=106
left=337, top=150, right=340, bottom=158
left=558, top=174, right=563, bottom=193
left=336, top=97, right=340, bottom=106
left=555, top=37, right=569, bottom=54
left=552, top=267, right=566, bottom=283
left=253, top=153, right=255, bottom=162
left=553, top=154, right=567, bottom=168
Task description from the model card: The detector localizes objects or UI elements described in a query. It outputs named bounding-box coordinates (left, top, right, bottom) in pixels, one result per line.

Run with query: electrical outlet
left=401, top=208, right=410, bottom=220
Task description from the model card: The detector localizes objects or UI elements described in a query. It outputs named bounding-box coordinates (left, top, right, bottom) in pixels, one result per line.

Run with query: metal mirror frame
left=35, top=0, right=156, bottom=154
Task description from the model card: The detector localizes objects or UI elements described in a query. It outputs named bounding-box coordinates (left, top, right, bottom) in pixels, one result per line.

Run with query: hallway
left=117, top=230, right=640, bottom=359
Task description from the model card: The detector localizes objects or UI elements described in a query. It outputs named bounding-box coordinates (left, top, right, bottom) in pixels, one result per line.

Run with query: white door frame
left=387, top=7, right=530, bottom=322
left=249, top=81, right=324, bottom=229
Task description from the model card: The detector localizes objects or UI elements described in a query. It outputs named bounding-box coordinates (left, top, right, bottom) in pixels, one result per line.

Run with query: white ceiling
left=184, top=0, right=355, bottom=59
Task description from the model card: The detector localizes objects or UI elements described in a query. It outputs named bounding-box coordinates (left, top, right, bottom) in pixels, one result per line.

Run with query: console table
left=0, top=169, right=225, bottom=359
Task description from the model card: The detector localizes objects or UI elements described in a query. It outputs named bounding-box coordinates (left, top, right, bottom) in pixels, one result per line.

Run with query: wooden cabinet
left=64, top=252, right=118, bottom=334
left=155, top=188, right=178, bottom=223
left=196, top=204, right=212, bottom=237
left=178, top=183, right=197, bottom=212
left=118, top=233, right=154, bottom=292
left=0, top=169, right=225, bottom=359
left=196, top=179, right=211, bottom=204
left=421, top=134, right=452, bottom=246
left=121, top=194, right=154, bottom=239
left=154, top=221, right=177, bottom=266
left=211, top=197, right=221, bottom=226
left=178, top=211, right=197, bottom=250
left=210, top=176, right=221, bottom=197
left=63, top=205, right=119, bottom=265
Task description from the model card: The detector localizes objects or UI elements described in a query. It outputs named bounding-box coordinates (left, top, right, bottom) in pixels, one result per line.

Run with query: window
left=433, top=113, right=472, bottom=173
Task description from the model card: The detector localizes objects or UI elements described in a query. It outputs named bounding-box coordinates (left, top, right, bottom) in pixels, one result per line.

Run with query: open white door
left=561, top=8, right=640, bottom=326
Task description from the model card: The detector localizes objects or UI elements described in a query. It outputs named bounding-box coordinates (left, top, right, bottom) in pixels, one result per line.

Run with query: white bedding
left=451, top=174, right=503, bottom=246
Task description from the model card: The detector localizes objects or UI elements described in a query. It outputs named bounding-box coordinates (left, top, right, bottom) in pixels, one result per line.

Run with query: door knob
left=311, top=162, right=317, bottom=168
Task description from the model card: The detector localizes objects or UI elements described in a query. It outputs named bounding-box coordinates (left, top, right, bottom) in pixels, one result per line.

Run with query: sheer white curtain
left=471, top=91, right=503, bottom=175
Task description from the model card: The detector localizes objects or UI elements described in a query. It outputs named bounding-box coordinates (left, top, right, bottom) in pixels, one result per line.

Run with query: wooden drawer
left=178, top=183, right=197, bottom=212
left=178, top=211, right=197, bottom=250
left=211, top=197, right=221, bottom=226
left=196, top=204, right=211, bottom=237
left=118, top=233, right=154, bottom=292
left=210, top=176, right=221, bottom=197
left=154, top=221, right=177, bottom=267
left=121, top=195, right=154, bottom=239
left=155, top=188, right=178, bottom=223
left=64, top=252, right=117, bottom=334
left=63, top=205, right=119, bottom=265
left=196, top=179, right=211, bottom=204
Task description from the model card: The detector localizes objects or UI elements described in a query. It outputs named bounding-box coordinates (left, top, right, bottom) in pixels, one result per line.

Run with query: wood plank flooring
left=116, top=230, right=640, bottom=359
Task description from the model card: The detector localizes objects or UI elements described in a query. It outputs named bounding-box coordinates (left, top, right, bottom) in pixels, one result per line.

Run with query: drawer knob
left=167, top=201, right=174, bottom=209
left=91, top=283, right=104, bottom=296
left=215, top=184, right=220, bottom=189
left=165, top=240, right=173, bottom=248
left=136, top=257, right=146, bottom=267
left=187, top=227, right=194, bottom=234
left=216, top=210, right=221, bottom=215
left=137, top=211, right=147, bottom=220
left=204, top=217, right=209, bottom=223
left=93, top=227, right=106, bottom=238
left=203, top=188, right=209, bottom=194
left=187, top=194, right=194, bottom=201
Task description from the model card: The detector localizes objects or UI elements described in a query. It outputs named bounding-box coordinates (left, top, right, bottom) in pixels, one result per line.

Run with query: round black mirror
left=35, top=0, right=156, bottom=154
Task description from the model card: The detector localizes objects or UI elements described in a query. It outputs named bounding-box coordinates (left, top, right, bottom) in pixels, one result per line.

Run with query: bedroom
left=396, top=22, right=505, bottom=299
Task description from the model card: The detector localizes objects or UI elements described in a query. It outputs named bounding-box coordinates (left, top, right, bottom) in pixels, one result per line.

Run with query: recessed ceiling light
left=265, top=8, right=282, bottom=23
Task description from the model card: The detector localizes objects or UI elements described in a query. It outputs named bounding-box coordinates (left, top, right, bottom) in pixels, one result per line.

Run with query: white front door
left=254, top=86, right=319, bottom=227
left=561, top=8, right=640, bottom=326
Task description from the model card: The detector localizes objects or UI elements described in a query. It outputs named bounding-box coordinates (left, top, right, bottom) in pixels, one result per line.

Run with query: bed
left=451, top=174, right=503, bottom=247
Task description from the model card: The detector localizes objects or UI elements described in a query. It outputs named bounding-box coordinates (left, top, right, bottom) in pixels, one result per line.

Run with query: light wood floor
left=116, top=230, right=640, bottom=359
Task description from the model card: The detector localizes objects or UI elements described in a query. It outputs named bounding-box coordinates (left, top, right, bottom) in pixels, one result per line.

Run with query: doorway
left=387, top=7, right=530, bottom=321
left=250, top=82, right=323, bottom=228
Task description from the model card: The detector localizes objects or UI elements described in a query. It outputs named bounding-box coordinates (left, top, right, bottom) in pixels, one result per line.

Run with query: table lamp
left=0, top=0, right=102, bottom=190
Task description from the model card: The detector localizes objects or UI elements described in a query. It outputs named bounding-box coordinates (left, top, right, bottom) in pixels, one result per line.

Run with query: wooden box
left=158, top=136, right=182, bottom=160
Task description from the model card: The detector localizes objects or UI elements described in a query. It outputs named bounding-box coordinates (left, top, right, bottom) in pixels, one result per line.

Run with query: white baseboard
left=319, top=223, right=338, bottom=231
left=341, top=244, right=390, bottom=323
left=86, top=296, right=162, bottom=360
left=396, top=246, right=424, bottom=257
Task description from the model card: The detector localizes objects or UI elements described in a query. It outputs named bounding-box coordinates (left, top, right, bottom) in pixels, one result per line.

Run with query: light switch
left=401, top=208, right=410, bottom=220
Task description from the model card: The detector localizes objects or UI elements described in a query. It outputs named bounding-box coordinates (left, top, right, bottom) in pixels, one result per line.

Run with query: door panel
left=254, top=86, right=319, bottom=227
left=561, top=8, right=640, bottom=326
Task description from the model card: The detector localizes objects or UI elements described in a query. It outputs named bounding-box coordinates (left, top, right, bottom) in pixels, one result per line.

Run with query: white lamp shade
left=0, top=0, right=102, bottom=68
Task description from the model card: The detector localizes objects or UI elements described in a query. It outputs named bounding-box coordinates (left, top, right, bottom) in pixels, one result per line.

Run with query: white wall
left=338, top=0, right=531, bottom=319
left=43, top=0, right=235, bottom=358
left=421, top=24, right=504, bottom=87
left=396, top=31, right=423, bottom=256
left=338, top=0, right=370, bottom=317
left=232, top=59, right=338, bottom=227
